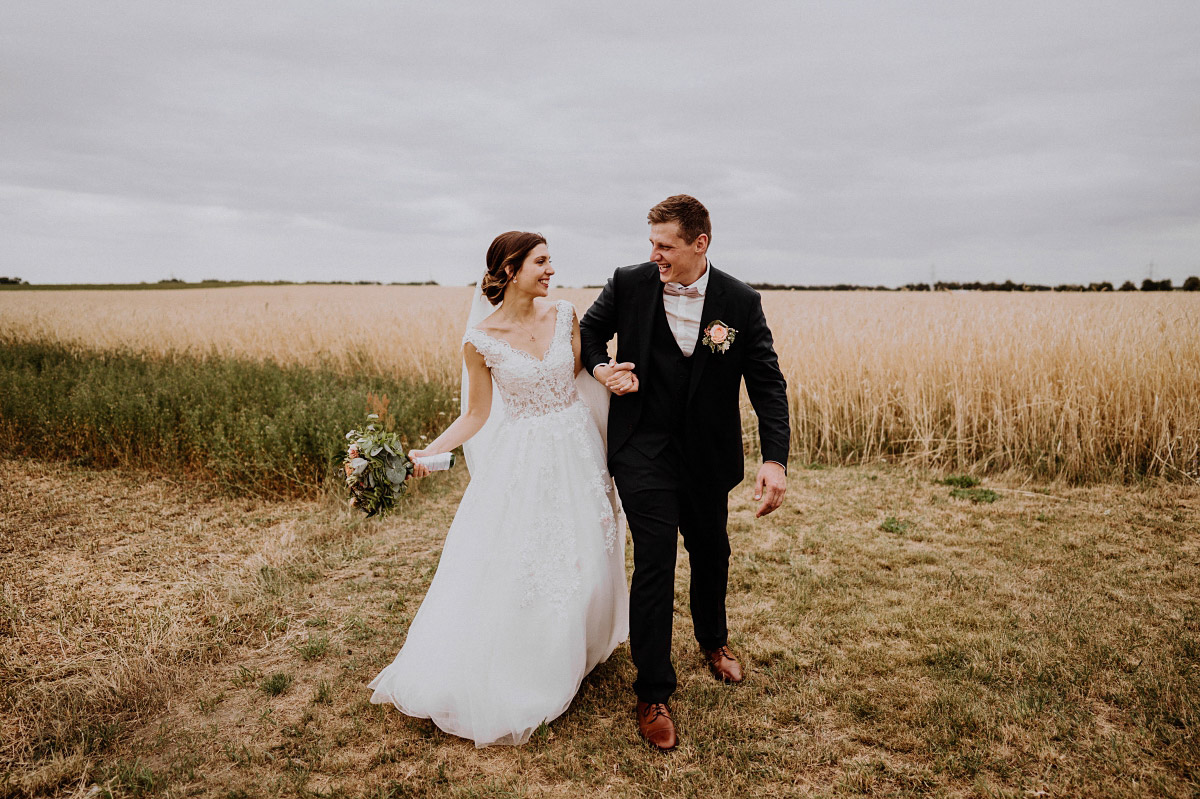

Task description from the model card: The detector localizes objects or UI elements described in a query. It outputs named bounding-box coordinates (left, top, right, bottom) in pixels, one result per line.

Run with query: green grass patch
left=313, top=681, right=334, bottom=705
left=0, top=339, right=457, bottom=497
left=259, top=673, right=293, bottom=696
left=940, top=474, right=981, bottom=488
left=232, top=665, right=261, bottom=688
left=950, top=487, right=1000, bottom=503
left=292, top=633, right=329, bottom=662
left=879, top=516, right=914, bottom=534
left=95, top=758, right=165, bottom=796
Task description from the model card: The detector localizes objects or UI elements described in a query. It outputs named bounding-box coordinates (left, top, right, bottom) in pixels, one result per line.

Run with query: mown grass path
left=2, top=459, right=1197, bottom=797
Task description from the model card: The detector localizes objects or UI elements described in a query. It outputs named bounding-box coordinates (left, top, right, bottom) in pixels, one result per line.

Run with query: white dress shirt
left=593, top=261, right=711, bottom=376
left=662, top=261, right=710, bottom=357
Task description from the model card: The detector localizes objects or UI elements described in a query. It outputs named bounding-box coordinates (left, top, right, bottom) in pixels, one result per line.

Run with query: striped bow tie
left=663, top=283, right=701, bottom=298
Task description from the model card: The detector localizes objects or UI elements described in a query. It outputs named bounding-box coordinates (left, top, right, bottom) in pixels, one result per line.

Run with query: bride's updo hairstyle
left=481, top=231, right=547, bottom=306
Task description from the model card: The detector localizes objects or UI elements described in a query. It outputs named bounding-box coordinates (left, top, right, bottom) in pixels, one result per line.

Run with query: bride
left=367, top=231, right=628, bottom=747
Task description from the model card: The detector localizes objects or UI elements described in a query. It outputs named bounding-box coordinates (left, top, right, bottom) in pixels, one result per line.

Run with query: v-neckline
left=474, top=302, right=562, bottom=364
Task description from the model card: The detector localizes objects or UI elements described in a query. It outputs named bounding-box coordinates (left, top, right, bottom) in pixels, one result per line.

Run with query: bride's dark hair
left=482, top=231, right=547, bottom=305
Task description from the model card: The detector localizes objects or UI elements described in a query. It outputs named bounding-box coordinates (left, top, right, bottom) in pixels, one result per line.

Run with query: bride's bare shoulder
left=474, top=317, right=506, bottom=335
left=476, top=298, right=557, bottom=334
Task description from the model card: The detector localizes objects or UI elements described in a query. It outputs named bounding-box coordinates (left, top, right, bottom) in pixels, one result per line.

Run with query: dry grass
left=3, top=287, right=1199, bottom=481
left=2, top=457, right=1197, bottom=797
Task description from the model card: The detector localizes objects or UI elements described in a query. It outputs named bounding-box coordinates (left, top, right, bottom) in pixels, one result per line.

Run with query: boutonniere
left=702, top=320, right=737, bottom=354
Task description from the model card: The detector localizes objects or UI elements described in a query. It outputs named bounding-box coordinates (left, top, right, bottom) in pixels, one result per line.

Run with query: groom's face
left=649, top=222, right=708, bottom=285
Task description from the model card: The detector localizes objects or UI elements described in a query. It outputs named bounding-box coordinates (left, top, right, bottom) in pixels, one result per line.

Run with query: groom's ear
left=694, top=233, right=709, bottom=254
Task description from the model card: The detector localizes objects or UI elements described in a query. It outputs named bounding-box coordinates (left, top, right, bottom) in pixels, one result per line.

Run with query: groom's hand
left=754, top=461, right=787, bottom=517
left=600, top=360, right=639, bottom=395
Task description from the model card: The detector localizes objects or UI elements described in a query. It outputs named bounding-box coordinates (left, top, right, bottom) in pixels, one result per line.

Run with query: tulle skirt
left=367, top=401, right=628, bottom=747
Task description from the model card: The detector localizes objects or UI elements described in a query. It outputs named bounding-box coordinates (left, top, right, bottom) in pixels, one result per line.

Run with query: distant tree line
left=5, top=275, right=1199, bottom=291
left=750, top=276, right=1200, bottom=292
left=0, top=278, right=443, bottom=288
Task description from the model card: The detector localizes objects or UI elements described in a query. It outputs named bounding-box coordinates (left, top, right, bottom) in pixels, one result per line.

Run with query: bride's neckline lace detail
left=469, top=302, right=564, bottom=364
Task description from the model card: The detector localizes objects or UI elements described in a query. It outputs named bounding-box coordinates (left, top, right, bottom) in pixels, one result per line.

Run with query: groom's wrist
left=592, top=363, right=609, bottom=380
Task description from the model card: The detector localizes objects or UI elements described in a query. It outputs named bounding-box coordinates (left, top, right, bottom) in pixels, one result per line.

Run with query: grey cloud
left=2, top=0, right=1198, bottom=287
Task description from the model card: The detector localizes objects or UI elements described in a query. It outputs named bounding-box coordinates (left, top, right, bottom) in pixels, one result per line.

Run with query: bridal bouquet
left=342, top=415, right=416, bottom=518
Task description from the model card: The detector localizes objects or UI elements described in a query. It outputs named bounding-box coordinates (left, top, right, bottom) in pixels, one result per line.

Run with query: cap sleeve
left=462, top=328, right=502, bottom=369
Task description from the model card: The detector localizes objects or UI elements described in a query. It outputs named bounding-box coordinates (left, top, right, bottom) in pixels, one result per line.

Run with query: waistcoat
left=628, top=296, right=694, bottom=458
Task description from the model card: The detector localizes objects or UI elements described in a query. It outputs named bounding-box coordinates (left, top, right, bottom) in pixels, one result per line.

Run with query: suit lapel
left=637, top=267, right=659, bottom=373
left=687, top=266, right=727, bottom=405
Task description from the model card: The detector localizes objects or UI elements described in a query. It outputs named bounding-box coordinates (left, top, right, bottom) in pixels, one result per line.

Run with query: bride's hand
left=408, top=449, right=432, bottom=479
left=604, top=360, right=639, bottom=395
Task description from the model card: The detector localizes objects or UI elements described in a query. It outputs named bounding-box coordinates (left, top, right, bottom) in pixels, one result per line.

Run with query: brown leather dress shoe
left=703, top=645, right=744, bottom=683
left=636, top=701, right=678, bottom=751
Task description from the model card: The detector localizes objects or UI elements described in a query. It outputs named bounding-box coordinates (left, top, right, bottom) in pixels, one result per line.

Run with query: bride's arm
left=408, top=342, right=491, bottom=472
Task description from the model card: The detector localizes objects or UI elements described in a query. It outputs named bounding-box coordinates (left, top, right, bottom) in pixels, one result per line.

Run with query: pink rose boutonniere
left=702, top=320, right=737, bottom=354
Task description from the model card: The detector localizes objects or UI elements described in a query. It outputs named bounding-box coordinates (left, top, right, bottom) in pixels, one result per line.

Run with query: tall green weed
left=0, top=340, right=457, bottom=497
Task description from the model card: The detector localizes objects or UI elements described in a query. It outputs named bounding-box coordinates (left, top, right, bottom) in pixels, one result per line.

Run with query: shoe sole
left=641, top=735, right=678, bottom=752
left=708, top=666, right=744, bottom=683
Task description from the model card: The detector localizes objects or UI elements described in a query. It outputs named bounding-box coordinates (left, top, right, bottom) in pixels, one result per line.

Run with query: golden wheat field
left=2, top=286, right=1199, bottom=481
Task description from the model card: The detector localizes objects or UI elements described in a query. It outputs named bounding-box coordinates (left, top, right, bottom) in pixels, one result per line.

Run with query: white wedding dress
left=368, top=299, right=628, bottom=747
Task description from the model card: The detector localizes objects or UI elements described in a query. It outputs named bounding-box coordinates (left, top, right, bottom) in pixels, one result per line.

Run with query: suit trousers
left=611, top=439, right=731, bottom=703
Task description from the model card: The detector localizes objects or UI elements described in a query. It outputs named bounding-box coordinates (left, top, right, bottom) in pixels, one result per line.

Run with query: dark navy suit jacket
left=580, top=262, right=790, bottom=491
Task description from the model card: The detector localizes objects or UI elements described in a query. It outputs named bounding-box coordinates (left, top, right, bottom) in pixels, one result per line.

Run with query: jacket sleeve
left=742, top=292, right=791, bottom=469
left=580, top=271, right=619, bottom=373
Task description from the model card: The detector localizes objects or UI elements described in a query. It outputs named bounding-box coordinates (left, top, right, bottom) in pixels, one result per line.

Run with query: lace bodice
left=463, top=300, right=580, bottom=421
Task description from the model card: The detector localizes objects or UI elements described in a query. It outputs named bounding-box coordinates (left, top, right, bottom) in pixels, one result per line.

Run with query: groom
left=581, top=195, right=790, bottom=751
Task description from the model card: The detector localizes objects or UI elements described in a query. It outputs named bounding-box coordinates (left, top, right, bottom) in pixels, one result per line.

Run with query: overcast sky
left=3, top=2, right=1198, bottom=287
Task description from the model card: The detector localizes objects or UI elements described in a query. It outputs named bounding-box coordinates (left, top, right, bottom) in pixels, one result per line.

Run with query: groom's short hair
left=648, top=195, right=711, bottom=245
